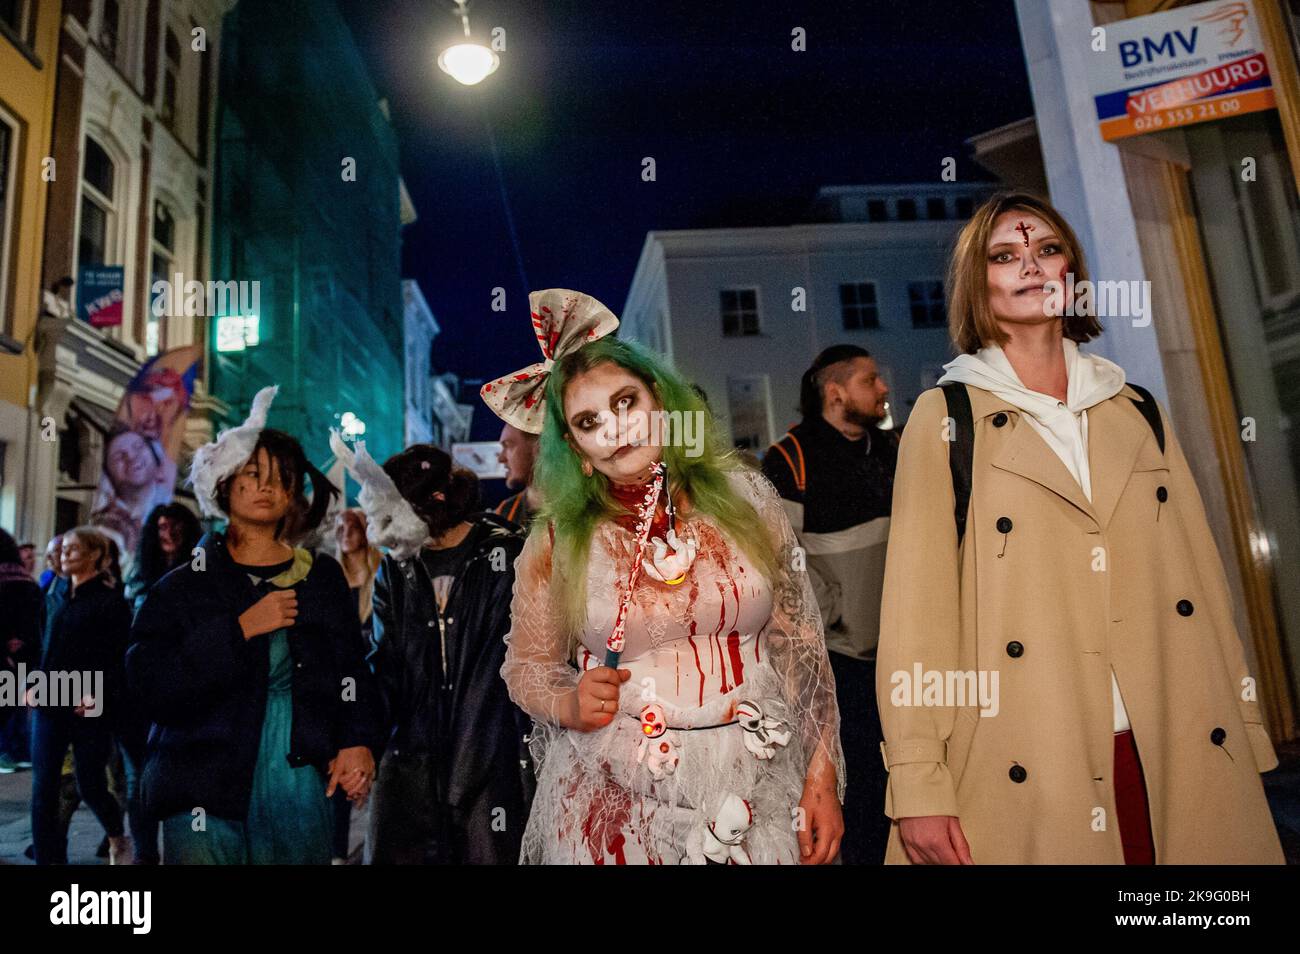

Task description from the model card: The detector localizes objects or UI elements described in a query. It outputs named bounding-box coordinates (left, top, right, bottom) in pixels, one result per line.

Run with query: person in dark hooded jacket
left=365, top=443, right=532, bottom=864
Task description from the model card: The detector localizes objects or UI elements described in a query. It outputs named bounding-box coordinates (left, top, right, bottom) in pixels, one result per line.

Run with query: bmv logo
left=1118, top=1, right=1251, bottom=68
left=1120, top=27, right=1199, bottom=67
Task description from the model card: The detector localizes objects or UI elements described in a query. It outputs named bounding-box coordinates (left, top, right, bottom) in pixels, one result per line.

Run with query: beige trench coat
left=876, top=384, right=1283, bottom=864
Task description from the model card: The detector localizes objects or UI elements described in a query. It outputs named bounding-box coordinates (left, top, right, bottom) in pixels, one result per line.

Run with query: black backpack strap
left=1126, top=383, right=1165, bottom=455
left=941, top=382, right=975, bottom=547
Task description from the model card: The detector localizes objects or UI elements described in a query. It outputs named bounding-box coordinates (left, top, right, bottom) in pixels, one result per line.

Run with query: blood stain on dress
left=726, top=630, right=745, bottom=687
left=580, top=778, right=632, bottom=865
left=687, top=620, right=706, bottom=706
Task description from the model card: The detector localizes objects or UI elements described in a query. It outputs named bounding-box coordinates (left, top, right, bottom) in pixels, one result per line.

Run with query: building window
left=727, top=376, right=771, bottom=451
left=840, top=282, right=879, bottom=330
left=0, top=113, right=14, bottom=333
left=867, top=198, right=888, bottom=222
left=720, top=288, right=760, bottom=337
left=926, top=197, right=947, bottom=220
left=148, top=201, right=176, bottom=356
left=908, top=281, right=946, bottom=328
left=0, top=0, right=33, bottom=44
left=896, top=198, right=917, bottom=221
left=160, top=27, right=181, bottom=126
left=956, top=196, right=974, bottom=219
left=100, top=0, right=121, bottom=61
left=78, top=137, right=116, bottom=270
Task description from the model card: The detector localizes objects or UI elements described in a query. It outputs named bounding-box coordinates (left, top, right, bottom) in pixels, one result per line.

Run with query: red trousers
left=1113, top=729, right=1155, bottom=864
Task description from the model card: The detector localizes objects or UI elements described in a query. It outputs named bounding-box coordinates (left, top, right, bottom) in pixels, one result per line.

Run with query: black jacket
left=762, top=415, right=899, bottom=533
left=368, top=516, right=531, bottom=863
left=126, top=532, right=385, bottom=822
left=763, top=415, right=899, bottom=661
left=1, top=567, right=42, bottom=672
left=38, top=573, right=131, bottom=716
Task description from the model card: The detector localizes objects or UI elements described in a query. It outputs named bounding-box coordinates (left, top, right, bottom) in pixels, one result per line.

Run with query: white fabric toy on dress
left=642, top=527, right=699, bottom=585
left=683, top=793, right=753, bottom=865
left=736, top=699, right=792, bottom=760
left=636, top=703, right=680, bottom=780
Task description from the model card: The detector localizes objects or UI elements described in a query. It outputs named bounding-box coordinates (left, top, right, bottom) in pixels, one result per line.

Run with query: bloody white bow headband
left=479, top=289, right=619, bottom=435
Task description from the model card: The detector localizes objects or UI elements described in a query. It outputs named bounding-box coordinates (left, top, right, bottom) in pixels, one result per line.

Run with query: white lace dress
left=502, top=469, right=844, bottom=864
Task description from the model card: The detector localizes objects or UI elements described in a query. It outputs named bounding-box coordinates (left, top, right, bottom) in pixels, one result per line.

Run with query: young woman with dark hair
left=127, top=503, right=202, bottom=614
left=127, top=402, right=385, bottom=864
left=110, top=502, right=203, bottom=864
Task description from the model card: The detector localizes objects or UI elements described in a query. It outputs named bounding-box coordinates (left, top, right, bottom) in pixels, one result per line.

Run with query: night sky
left=341, top=0, right=1034, bottom=439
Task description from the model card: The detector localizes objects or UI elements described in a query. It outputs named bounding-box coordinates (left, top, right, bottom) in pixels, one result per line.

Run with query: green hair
left=532, top=337, right=778, bottom=639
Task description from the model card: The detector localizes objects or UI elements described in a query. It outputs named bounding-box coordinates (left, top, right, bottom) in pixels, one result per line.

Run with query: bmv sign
left=1089, top=1, right=1275, bottom=141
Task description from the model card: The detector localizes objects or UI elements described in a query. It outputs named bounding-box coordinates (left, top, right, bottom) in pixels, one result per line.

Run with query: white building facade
left=620, top=184, right=994, bottom=450
left=400, top=279, right=472, bottom=450
left=401, top=279, right=437, bottom=447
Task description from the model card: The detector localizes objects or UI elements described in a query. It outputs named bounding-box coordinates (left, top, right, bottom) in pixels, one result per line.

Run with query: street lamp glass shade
left=438, top=42, right=499, bottom=85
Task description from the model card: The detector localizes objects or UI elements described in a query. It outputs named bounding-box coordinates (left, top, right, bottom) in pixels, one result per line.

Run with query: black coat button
left=1009, top=765, right=1027, bottom=783
left=1006, top=641, right=1024, bottom=658
left=996, top=517, right=1013, bottom=534
left=1156, top=486, right=1168, bottom=502
left=1176, top=599, right=1194, bottom=617
left=992, top=412, right=1008, bottom=428
left=1211, top=727, right=1226, bottom=746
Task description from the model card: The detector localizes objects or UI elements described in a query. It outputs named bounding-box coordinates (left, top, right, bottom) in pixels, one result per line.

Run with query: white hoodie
left=937, top=338, right=1134, bottom=733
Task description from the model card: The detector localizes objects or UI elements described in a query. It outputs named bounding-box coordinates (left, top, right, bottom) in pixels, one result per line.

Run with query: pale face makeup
left=986, top=211, right=1071, bottom=327
left=563, top=362, right=664, bottom=485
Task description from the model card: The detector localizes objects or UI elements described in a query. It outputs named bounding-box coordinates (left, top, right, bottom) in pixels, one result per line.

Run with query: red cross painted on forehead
left=1015, top=220, right=1035, bottom=247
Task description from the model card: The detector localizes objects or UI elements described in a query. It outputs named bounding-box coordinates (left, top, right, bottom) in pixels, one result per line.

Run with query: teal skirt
left=162, top=630, right=332, bottom=865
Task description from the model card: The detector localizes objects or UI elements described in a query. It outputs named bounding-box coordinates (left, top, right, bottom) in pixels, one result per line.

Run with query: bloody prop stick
left=603, top=461, right=666, bottom=669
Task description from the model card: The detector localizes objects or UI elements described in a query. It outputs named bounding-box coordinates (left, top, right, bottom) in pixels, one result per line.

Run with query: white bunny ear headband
left=329, top=429, right=429, bottom=560
left=190, top=385, right=279, bottom=520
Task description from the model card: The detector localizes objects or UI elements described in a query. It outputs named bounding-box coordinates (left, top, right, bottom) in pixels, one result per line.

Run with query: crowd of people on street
left=0, top=192, right=1285, bottom=864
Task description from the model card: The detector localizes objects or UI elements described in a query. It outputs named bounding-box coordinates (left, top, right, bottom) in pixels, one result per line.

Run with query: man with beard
left=762, top=344, right=897, bottom=865
left=492, top=424, right=539, bottom=528
left=365, top=444, right=532, bottom=864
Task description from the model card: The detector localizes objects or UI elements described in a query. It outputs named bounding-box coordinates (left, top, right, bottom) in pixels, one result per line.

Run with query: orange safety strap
left=769, top=432, right=806, bottom=493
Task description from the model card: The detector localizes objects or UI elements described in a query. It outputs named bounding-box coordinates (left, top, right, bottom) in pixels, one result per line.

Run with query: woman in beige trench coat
left=876, top=191, right=1284, bottom=865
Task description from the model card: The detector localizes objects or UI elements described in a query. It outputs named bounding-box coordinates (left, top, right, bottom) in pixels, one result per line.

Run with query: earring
left=581, top=458, right=593, bottom=477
